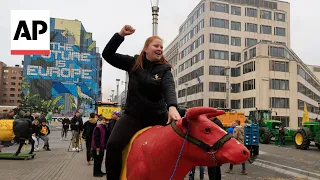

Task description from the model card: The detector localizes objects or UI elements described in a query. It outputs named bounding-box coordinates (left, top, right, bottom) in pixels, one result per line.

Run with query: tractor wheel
left=316, top=143, right=320, bottom=150
left=294, top=129, right=310, bottom=150
left=259, top=127, right=271, bottom=144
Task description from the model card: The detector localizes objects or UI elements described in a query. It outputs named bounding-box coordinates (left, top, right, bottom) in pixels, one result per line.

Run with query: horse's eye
left=205, top=127, right=210, bottom=133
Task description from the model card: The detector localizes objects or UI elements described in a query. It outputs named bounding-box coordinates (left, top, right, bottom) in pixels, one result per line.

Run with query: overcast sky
left=1, top=0, right=319, bottom=101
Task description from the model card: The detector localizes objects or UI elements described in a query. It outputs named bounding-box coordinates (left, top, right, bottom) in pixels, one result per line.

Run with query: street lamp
left=116, top=79, right=120, bottom=102
left=220, top=66, right=231, bottom=109
left=150, top=0, right=159, bottom=36
left=111, top=90, right=115, bottom=101
left=184, top=83, right=188, bottom=108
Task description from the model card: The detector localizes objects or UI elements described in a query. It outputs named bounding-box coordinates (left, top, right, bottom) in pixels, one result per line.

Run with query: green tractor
left=248, top=109, right=282, bottom=144
left=294, top=120, right=320, bottom=150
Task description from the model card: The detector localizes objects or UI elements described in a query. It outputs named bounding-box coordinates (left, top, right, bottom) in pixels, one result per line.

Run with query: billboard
left=22, top=18, right=101, bottom=115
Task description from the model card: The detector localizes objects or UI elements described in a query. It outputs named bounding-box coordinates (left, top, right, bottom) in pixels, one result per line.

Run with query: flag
left=302, top=102, right=309, bottom=125
left=195, top=70, right=201, bottom=84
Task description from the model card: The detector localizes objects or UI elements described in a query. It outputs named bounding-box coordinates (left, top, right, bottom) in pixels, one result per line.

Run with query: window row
left=210, top=1, right=283, bottom=21
left=179, top=35, right=204, bottom=60
left=270, top=79, right=289, bottom=90
left=178, top=66, right=204, bottom=85
left=179, top=20, right=204, bottom=48
left=178, top=51, right=204, bottom=73
left=179, top=3, right=205, bottom=34
left=297, top=82, right=320, bottom=102
left=297, top=65, right=320, bottom=93
left=178, top=83, right=203, bottom=98
left=209, top=18, right=285, bottom=36
left=209, top=50, right=241, bottom=61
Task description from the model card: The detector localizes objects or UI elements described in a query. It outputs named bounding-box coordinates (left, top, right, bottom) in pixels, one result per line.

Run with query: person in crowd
left=102, top=25, right=181, bottom=180
left=107, top=110, right=121, bottom=134
left=70, top=111, right=84, bottom=151
left=83, top=113, right=98, bottom=166
left=207, top=117, right=224, bottom=180
left=91, top=116, right=108, bottom=177
left=225, top=120, right=247, bottom=175
left=188, top=166, right=204, bottom=180
left=39, top=120, right=51, bottom=151
left=31, top=119, right=40, bottom=151
left=24, top=111, right=34, bottom=121
left=61, top=115, right=71, bottom=141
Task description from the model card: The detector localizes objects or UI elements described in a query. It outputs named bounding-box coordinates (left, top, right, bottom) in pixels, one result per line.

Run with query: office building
left=164, top=0, right=319, bottom=128
left=0, top=62, right=23, bottom=106
left=23, top=18, right=102, bottom=115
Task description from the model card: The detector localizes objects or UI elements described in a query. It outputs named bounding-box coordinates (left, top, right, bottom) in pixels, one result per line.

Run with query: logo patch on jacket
left=152, top=74, right=161, bottom=80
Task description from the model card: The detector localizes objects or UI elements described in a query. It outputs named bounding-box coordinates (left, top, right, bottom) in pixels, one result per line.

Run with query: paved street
left=0, top=130, right=319, bottom=180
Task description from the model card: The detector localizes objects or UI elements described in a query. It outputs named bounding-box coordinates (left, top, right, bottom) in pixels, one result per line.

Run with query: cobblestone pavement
left=0, top=131, right=302, bottom=180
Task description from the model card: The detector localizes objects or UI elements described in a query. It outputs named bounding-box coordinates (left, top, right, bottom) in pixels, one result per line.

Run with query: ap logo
left=11, top=10, right=50, bottom=55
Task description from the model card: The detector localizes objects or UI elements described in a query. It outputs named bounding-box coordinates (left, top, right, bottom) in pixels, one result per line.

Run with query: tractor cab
left=248, top=109, right=282, bottom=144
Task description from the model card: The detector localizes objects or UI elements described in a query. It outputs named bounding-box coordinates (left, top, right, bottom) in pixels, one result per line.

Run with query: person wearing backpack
left=225, top=120, right=247, bottom=175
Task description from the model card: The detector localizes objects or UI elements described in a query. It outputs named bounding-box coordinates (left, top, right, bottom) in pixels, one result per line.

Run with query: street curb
left=254, top=159, right=320, bottom=180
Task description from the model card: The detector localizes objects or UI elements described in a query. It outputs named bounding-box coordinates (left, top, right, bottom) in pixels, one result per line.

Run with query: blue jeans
left=189, top=166, right=204, bottom=180
left=230, top=163, right=246, bottom=171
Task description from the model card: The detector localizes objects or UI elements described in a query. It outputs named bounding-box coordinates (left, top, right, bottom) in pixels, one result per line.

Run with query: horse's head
left=173, top=107, right=250, bottom=166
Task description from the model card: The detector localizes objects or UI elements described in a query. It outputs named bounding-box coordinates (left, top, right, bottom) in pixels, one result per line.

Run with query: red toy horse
left=120, top=107, right=250, bottom=180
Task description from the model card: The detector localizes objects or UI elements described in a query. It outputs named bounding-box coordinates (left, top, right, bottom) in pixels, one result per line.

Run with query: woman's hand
left=167, top=106, right=181, bottom=124
left=119, top=25, right=135, bottom=37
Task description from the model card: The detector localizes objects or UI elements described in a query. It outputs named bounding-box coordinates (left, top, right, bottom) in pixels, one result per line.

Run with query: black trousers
left=86, top=140, right=92, bottom=162
left=106, top=112, right=167, bottom=180
left=93, top=149, right=105, bottom=175
left=208, top=166, right=221, bottom=180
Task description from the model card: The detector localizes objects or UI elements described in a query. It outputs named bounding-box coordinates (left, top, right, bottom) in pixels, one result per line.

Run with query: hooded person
left=83, top=113, right=98, bottom=165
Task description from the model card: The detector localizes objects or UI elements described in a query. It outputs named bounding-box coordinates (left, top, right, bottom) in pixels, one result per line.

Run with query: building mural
left=22, top=18, right=102, bottom=115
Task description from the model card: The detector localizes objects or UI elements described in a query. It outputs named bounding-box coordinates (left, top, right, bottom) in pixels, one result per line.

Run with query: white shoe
left=64, top=138, right=68, bottom=141
left=72, top=148, right=76, bottom=151
left=60, top=138, right=63, bottom=141
left=76, top=147, right=79, bottom=151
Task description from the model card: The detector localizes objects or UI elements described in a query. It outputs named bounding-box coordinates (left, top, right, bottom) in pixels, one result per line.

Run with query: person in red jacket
left=91, top=116, right=108, bottom=177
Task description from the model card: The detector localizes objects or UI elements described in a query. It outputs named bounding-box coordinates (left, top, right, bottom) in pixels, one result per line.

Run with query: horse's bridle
left=171, top=119, right=233, bottom=162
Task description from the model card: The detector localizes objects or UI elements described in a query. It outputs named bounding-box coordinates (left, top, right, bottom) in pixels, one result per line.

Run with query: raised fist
left=119, top=25, right=135, bottom=37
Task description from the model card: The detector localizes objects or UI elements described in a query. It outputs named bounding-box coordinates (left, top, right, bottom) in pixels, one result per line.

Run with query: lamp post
left=150, top=0, right=159, bottom=36
left=116, top=79, right=120, bottom=102
left=221, top=66, right=231, bottom=109
left=111, top=90, right=115, bottom=101
left=184, top=83, right=188, bottom=108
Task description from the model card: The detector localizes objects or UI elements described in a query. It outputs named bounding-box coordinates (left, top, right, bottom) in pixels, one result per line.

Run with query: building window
left=231, top=83, right=241, bottom=93
left=249, top=48, right=256, bottom=58
left=210, top=34, right=229, bottom=44
left=211, top=2, right=229, bottom=13
left=10, top=94, right=15, bottom=97
left=209, top=66, right=226, bottom=76
left=11, top=77, right=16, bottom=80
left=260, top=25, right=272, bottom=34
left=270, top=79, right=289, bottom=90
left=243, top=61, right=255, bottom=74
left=209, top=99, right=226, bottom=108
left=269, top=60, right=289, bottom=72
left=231, top=21, right=241, bottom=31
left=209, top=82, right=226, bottom=92
left=243, top=97, right=255, bottom=108
left=11, top=82, right=16, bottom=85
left=231, top=6, right=241, bottom=16
left=260, top=10, right=271, bottom=20
left=245, top=38, right=257, bottom=47
left=269, top=46, right=286, bottom=58
left=231, top=100, right=241, bottom=109
left=9, top=100, right=14, bottom=103
left=270, top=97, right=289, bottom=108
left=243, top=79, right=255, bottom=91
left=210, top=18, right=229, bottom=29
left=10, top=88, right=15, bottom=91
left=275, top=12, right=285, bottom=22
left=209, top=50, right=229, bottom=60
left=275, top=27, right=286, bottom=36
left=231, top=52, right=241, bottom=61
left=231, top=37, right=241, bottom=46
left=298, top=99, right=319, bottom=114
left=245, top=8, right=257, bottom=17
left=245, top=23, right=257, bottom=32
left=231, top=67, right=241, bottom=77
